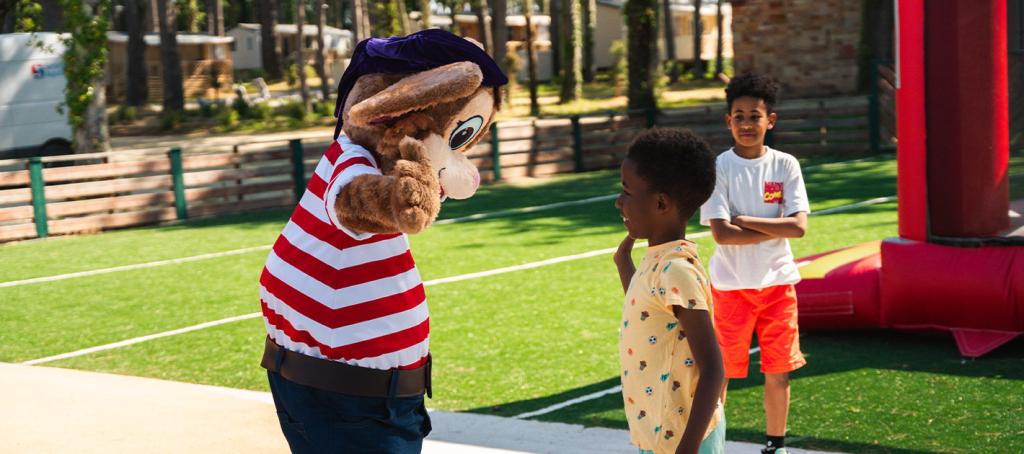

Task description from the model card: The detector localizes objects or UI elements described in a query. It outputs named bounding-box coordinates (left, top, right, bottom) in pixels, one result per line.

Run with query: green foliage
left=502, top=49, right=521, bottom=98
left=57, top=0, right=111, bottom=134
left=111, top=105, right=138, bottom=124
left=286, top=63, right=299, bottom=87
left=313, top=101, right=332, bottom=118
left=280, top=99, right=308, bottom=120
left=216, top=107, right=239, bottom=127
left=14, top=0, right=43, bottom=32
left=176, top=0, right=205, bottom=32
left=231, top=97, right=251, bottom=118
left=249, top=101, right=273, bottom=120
left=160, top=110, right=184, bottom=130
left=610, top=40, right=627, bottom=95
left=199, top=102, right=223, bottom=118
left=371, top=0, right=403, bottom=37
left=233, top=68, right=267, bottom=83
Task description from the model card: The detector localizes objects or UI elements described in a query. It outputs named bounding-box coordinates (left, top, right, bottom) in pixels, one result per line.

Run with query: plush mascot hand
left=392, top=136, right=442, bottom=233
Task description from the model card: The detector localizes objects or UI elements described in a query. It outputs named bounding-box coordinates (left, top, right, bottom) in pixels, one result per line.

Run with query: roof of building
left=230, top=23, right=351, bottom=37
left=597, top=0, right=730, bottom=14
left=106, top=32, right=234, bottom=45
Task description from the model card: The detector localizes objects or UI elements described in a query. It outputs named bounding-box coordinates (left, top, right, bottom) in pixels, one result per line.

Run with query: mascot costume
left=257, top=29, right=507, bottom=453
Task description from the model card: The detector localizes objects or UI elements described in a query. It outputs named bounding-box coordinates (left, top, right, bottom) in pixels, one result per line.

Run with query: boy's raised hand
left=614, top=234, right=636, bottom=265
left=613, top=234, right=637, bottom=294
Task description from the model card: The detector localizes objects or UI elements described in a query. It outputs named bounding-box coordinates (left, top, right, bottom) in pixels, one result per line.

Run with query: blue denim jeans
left=268, top=371, right=431, bottom=453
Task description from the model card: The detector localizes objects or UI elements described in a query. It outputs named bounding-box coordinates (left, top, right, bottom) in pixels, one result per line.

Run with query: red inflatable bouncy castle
left=795, top=0, right=1024, bottom=357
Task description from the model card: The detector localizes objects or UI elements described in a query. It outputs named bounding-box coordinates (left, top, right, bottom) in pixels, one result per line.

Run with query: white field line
left=0, top=246, right=272, bottom=289
left=19, top=195, right=890, bottom=366
left=434, top=194, right=619, bottom=225
left=0, top=155, right=886, bottom=290
left=21, top=313, right=263, bottom=365
left=813, top=196, right=895, bottom=215
left=513, top=345, right=764, bottom=419
left=0, top=196, right=620, bottom=290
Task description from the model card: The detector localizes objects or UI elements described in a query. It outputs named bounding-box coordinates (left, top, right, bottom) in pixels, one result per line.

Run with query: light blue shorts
left=638, top=414, right=725, bottom=454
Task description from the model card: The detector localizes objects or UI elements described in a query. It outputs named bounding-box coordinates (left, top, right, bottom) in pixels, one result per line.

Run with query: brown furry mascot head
left=330, top=30, right=507, bottom=235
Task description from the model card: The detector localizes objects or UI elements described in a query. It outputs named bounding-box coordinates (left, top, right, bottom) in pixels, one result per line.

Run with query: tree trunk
left=147, top=0, right=158, bottom=32
left=625, top=0, right=657, bottom=111
left=473, top=0, right=493, bottom=55
left=39, top=0, right=64, bottom=30
left=0, top=0, right=13, bottom=28
left=156, top=0, right=185, bottom=111
left=491, top=0, right=506, bottom=66
left=206, top=0, right=224, bottom=35
left=661, top=0, right=677, bottom=83
left=315, top=0, right=330, bottom=102
left=258, top=0, right=283, bottom=80
left=559, top=0, right=580, bottom=103
left=126, top=0, right=149, bottom=106
left=362, top=0, right=374, bottom=37
left=297, top=0, right=310, bottom=112
left=394, top=0, right=410, bottom=34
left=77, top=71, right=111, bottom=153
left=549, top=0, right=560, bottom=76
left=524, top=0, right=539, bottom=116
left=350, top=0, right=362, bottom=40
left=691, top=0, right=703, bottom=79
left=0, top=9, right=12, bottom=34
left=418, top=0, right=430, bottom=30
left=714, top=0, right=723, bottom=77
left=581, top=0, right=595, bottom=82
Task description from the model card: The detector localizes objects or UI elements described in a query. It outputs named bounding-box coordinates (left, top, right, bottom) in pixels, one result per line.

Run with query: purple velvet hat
left=333, top=29, right=509, bottom=137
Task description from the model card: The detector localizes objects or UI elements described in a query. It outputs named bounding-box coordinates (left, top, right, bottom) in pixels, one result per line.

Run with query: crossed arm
left=708, top=211, right=807, bottom=245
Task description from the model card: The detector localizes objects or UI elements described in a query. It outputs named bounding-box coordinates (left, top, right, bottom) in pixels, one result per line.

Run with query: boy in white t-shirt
left=699, top=73, right=809, bottom=454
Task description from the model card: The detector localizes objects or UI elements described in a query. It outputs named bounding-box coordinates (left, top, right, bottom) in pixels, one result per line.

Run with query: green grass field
left=2, top=153, right=1023, bottom=454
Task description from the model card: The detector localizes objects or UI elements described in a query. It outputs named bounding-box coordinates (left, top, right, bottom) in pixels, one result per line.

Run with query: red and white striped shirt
left=260, top=134, right=429, bottom=370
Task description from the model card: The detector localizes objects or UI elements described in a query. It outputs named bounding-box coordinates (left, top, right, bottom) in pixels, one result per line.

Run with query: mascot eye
left=448, top=115, right=484, bottom=150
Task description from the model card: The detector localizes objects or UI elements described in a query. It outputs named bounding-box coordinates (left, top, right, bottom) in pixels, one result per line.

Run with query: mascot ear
left=348, top=61, right=484, bottom=127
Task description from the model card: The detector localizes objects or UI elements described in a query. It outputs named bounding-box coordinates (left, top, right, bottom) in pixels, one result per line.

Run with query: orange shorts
left=712, top=284, right=806, bottom=379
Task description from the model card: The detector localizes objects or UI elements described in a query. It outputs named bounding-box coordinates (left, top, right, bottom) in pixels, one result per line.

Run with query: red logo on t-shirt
left=763, top=181, right=783, bottom=204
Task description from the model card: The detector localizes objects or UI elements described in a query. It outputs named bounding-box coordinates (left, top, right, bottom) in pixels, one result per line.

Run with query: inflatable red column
left=895, top=0, right=928, bottom=241
left=924, top=0, right=1009, bottom=237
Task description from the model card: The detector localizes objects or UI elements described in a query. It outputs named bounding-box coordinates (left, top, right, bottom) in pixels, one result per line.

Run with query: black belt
left=261, top=336, right=431, bottom=398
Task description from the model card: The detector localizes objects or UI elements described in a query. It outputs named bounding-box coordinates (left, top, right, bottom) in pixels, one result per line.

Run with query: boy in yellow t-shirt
left=613, top=128, right=725, bottom=454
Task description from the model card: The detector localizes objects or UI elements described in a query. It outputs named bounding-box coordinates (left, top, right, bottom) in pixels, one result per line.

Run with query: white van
left=0, top=32, right=73, bottom=159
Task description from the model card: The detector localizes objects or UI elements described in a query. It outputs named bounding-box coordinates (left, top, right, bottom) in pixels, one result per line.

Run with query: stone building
left=729, top=0, right=873, bottom=98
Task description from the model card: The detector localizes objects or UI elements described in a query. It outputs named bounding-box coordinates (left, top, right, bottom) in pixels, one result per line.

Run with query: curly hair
left=626, top=128, right=717, bottom=220
left=725, top=72, right=780, bottom=113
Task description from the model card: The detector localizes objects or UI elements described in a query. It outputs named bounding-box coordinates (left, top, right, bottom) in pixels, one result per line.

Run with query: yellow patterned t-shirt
left=618, top=239, right=722, bottom=453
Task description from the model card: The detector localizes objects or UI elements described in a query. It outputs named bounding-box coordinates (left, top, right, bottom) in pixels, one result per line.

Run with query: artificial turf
left=2, top=153, right=1022, bottom=453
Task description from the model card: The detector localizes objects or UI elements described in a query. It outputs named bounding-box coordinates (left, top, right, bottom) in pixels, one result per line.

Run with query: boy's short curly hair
left=726, top=72, right=780, bottom=113
left=626, top=128, right=716, bottom=220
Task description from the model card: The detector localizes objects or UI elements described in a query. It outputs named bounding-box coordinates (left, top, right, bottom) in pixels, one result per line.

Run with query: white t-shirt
left=699, top=147, right=810, bottom=291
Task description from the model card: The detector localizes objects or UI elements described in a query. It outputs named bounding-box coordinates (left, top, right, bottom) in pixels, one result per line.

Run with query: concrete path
left=1, top=363, right=841, bottom=453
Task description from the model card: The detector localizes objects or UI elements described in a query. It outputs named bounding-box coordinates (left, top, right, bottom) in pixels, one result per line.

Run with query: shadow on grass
left=469, top=331, right=1023, bottom=454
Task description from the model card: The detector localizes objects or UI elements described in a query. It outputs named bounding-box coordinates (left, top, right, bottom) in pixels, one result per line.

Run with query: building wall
left=594, top=3, right=624, bottom=69
left=227, top=29, right=263, bottom=70
left=667, top=11, right=733, bottom=62
left=731, top=0, right=862, bottom=98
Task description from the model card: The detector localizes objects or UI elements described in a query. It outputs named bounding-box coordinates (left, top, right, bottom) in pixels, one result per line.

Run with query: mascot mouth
left=438, top=167, right=447, bottom=201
